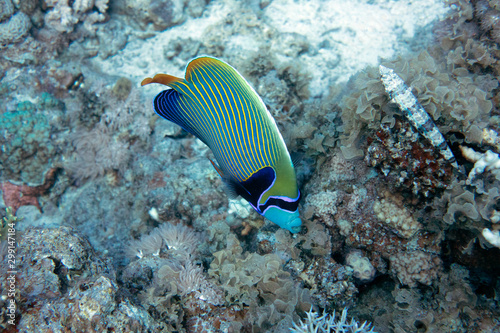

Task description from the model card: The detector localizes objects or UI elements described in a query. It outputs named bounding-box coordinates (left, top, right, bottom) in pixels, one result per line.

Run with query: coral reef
left=1, top=168, right=58, bottom=214
left=112, top=0, right=208, bottom=31
left=286, top=256, right=358, bottom=309
left=207, top=233, right=312, bottom=330
left=358, top=263, right=498, bottom=332
left=0, top=226, right=169, bottom=332
left=0, top=11, right=31, bottom=46
left=44, top=0, right=109, bottom=33
left=291, top=307, right=376, bottom=333
left=121, top=224, right=314, bottom=331
left=345, top=250, right=376, bottom=283
left=389, top=250, right=442, bottom=287
left=340, top=48, right=497, bottom=161
left=0, top=98, right=61, bottom=183
left=373, top=194, right=422, bottom=239
left=365, top=119, right=454, bottom=197
left=379, top=64, right=458, bottom=168
left=0, top=0, right=14, bottom=22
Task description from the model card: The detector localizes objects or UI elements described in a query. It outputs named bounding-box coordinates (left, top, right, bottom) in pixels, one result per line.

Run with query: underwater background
left=1, top=0, right=500, bottom=331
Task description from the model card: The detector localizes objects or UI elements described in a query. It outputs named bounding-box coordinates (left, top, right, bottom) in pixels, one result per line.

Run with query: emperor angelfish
left=142, top=56, right=302, bottom=233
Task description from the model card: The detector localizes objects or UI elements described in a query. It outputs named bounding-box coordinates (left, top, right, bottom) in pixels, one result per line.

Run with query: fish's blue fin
left=152, top=89, right=207, bottom=144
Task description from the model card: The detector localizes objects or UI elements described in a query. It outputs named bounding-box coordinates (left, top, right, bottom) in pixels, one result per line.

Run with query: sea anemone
left=128, top=222, right=200, bottom=259
left=156, top=222, right=200, bottom=259
left=177, top=261, right=205, bottom=296
left=128, top=232, right=164, bottom=258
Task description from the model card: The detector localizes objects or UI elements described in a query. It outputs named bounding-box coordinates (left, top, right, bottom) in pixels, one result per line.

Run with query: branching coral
left=291, top=307, right=376, bottom=333
left=461, top=146, right=500, bottom=185
left=457, top=146, right=500, bottom=248
left=482, top=228, right=500, bottom=248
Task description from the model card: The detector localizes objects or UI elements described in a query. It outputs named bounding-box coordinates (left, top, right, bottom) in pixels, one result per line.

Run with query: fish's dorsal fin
left=185, top=57, right=223, bottom=83
left=141, top=73, right=185, bottom=87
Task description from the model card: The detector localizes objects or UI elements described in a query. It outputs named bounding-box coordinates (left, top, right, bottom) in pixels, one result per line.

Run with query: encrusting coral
left=345, top=250, right=376, bottom=283
left=0, top=10, right=31, bottom=46
left=0, top=168, right=58, bottom=214
left=373, top=195, right=422, bottom=239
left=389, top=250, right=442, bottom=287
left=0, top=97, right=61, bottom=184
left=0, top=0, right=14, bottom=22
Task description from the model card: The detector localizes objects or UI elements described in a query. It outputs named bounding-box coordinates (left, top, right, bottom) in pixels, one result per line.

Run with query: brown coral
left=1, top=168, right=58, bottom=214
left=365, top=120, right=454, bottom=198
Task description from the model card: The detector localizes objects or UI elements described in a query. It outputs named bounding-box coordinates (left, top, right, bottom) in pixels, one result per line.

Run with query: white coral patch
left=228, top=198, right=251, bottom=219
left=482, top=228, right=500, bottom=248
left=373, top=198, right=421, bottom=238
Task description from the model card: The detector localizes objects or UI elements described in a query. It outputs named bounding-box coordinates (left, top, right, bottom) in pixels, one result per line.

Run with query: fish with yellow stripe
left=142, top=56, right=302, bottom=233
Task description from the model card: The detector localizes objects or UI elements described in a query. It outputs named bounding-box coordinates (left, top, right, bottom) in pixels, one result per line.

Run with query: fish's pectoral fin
left=141, top=73, right=185, bottom=87
left=290, top=152, right=303, bottom=169
left=209, top=158, right=239, bottom=199
left=222, top=179, right=241, bottom=200
left=209, top=158, right=224, bottom=177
